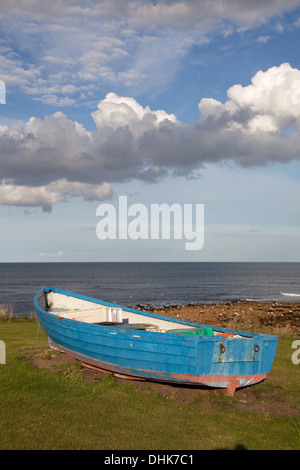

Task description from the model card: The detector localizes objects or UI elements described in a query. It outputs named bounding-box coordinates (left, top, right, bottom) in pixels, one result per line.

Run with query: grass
left=0, top=319, right=299, bottom=450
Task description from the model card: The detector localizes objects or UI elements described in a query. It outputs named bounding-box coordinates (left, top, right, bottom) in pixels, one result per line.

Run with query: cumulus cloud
left=0, top=179, right=112, bottom=212
left=196, top=63, right=300, bottom=165
left=1, top=64, right=300, bottom=210
left=91, top=92, right=178, bottom=135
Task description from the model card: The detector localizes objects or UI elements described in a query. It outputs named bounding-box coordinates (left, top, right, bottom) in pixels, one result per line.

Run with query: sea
left=0, top=262, right=300, bottom=317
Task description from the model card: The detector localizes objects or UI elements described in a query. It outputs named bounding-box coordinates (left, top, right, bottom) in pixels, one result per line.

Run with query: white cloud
left=2, top=0, right=299, bottom=26
left=0, top=179, right=112, bottom=212
left=226, top=63, right=300, bottom=125
left=1, top=1, right=300, bottom=107
left=91, top=92, right=178, bottom=135
left=131, top=0, right=300, bottom=27
left=198, top=63, right=300, bottom=132
left=257, top=35, right=271, bottom=43
left=39, top=250, right=64, bottom=258
left=1, top=63, right=300, bottom=210
left=0, top=52, right=41, bottom=89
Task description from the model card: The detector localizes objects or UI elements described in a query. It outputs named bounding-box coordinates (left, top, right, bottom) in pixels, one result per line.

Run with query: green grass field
left=0, top=319, right=299, bottom=450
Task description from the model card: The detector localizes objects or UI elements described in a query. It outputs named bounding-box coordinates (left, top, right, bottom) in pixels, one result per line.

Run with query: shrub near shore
left=0, top=304, right=35, bottom=323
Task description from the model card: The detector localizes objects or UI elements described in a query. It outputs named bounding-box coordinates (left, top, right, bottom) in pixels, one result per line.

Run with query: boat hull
left=48, top=337, right=268, bottom=391
left=34, top=286, right=278, bottom=394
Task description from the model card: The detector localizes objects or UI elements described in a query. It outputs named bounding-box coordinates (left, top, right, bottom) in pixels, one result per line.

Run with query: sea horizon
left=0, top=261, right=299, bottom=317
left=1, top=260, right=299, bottom=264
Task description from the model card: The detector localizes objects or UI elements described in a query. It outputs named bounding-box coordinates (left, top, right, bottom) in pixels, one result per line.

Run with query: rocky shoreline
left=131, top=301, right=300, bottom=334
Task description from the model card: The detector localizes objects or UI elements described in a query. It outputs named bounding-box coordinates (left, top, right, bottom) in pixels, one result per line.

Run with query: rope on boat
left=0, top=321, right=41, bottom=374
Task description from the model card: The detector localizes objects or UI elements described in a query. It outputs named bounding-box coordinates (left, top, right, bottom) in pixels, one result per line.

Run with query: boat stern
left=196, top=331, right=278, bottom=394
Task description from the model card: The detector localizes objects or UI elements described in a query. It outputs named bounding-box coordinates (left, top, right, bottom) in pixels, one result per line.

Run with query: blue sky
left=0, top=0, right=300, bottom=262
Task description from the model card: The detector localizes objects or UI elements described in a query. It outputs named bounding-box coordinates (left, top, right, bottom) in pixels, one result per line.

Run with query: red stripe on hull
left=49, top=340, right=267, bottom=395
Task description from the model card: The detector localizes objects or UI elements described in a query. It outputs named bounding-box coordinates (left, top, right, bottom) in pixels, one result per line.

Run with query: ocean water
left=0, top=262, right=299, bottom=316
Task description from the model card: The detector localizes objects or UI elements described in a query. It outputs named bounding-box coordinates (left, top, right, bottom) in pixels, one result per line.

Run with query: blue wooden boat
left=34, top=286, right=278, bottom=395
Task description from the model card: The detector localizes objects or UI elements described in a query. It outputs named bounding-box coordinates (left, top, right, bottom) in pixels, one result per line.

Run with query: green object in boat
left=167, top=327, right=214, bottom=336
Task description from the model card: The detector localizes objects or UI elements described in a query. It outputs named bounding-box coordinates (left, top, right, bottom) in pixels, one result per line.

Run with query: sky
left=0, top=0, right=300, bottom=262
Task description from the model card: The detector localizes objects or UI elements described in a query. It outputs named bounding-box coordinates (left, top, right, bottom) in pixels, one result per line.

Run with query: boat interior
left=39, top=290, right=245, bottom=338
